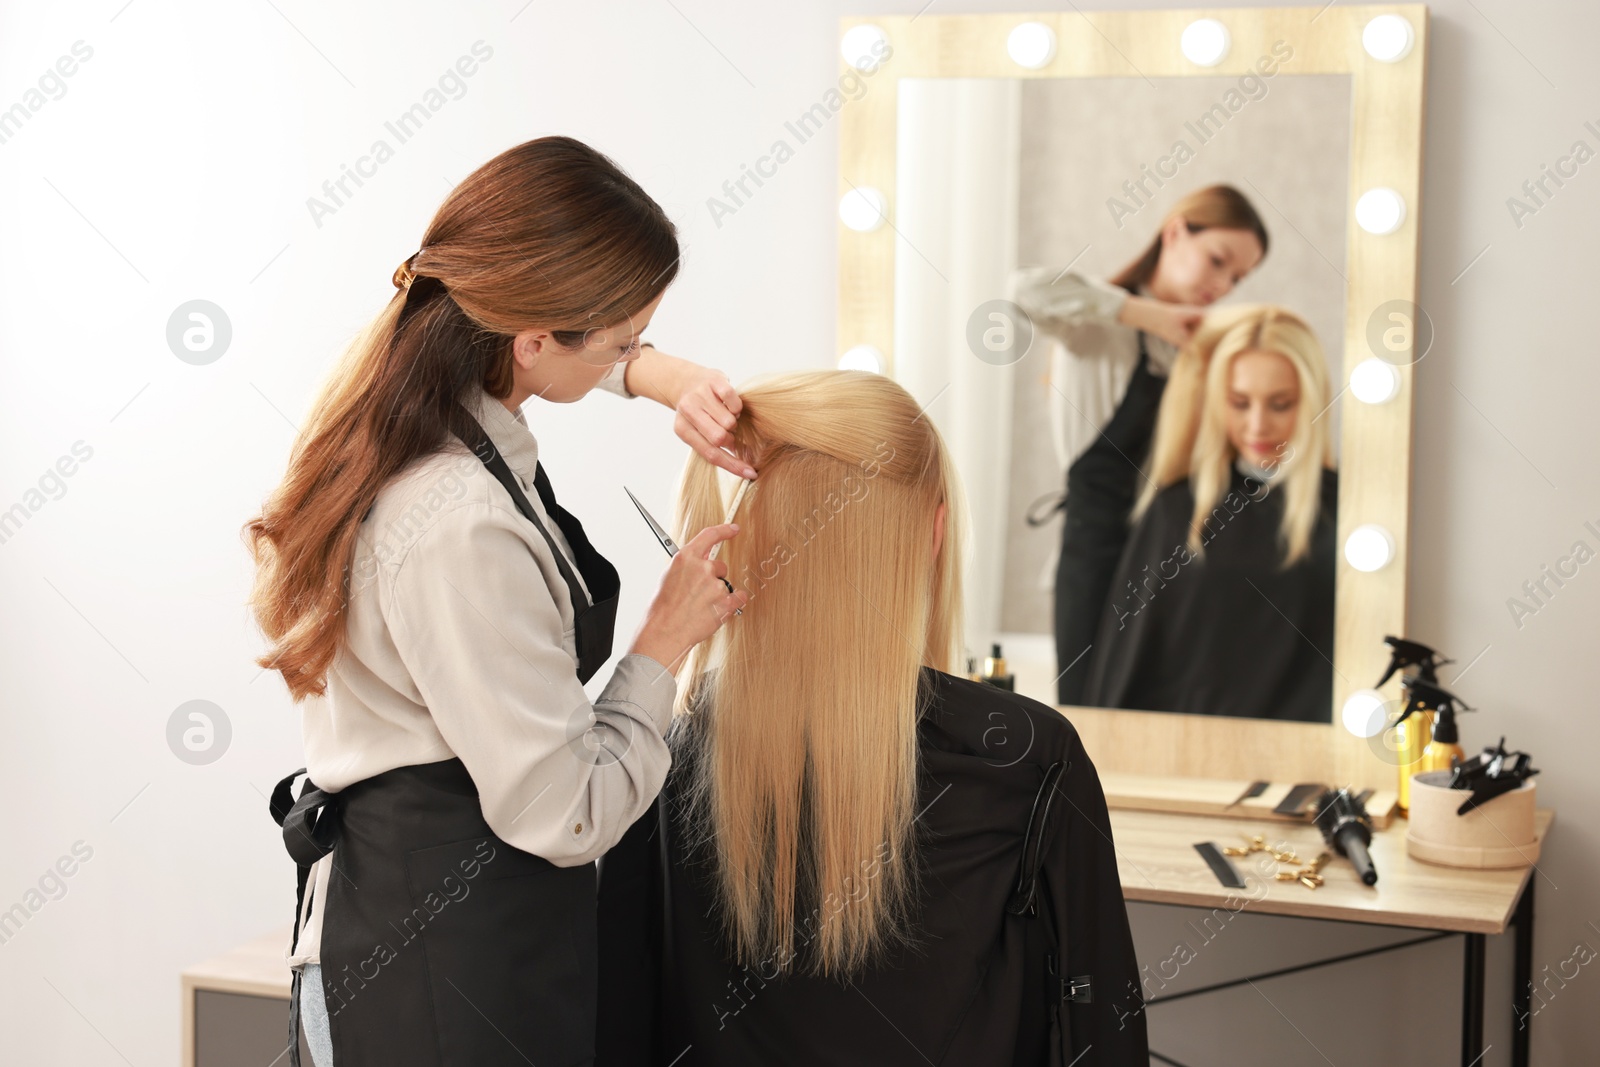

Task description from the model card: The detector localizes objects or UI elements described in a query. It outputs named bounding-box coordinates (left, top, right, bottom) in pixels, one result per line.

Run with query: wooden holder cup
left=1405, top=770, right=1540, bottom=869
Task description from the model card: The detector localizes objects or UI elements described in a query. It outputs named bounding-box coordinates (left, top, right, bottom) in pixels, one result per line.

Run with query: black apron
left=1051, top=332, right=1165, bottom=705
left=269, top=407, right=621, bottom=1066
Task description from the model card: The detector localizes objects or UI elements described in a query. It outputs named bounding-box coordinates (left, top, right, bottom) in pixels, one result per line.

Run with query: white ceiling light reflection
left=1362, top=15, right=1415, bottom=63
left=1356, top=188, right=1407, bottom=235
left=839, top=187, right=887, bottom=232
left=1349, top=358, right=1401, bottom=404
left=1007, top=22, right=1056, bottom=69
left=1181, top=19, right=1231, bottom=67
left=1344, top=524, right=1396, bottom=572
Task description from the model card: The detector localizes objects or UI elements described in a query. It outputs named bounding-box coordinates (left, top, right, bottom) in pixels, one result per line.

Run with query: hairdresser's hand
left=673, top=367, right=758, bottom=481
left=626, top=347, right=757, bottom=481
left=630, top=523, right=748, bottom=674
left=1119, top=295, right=1205, bottom=350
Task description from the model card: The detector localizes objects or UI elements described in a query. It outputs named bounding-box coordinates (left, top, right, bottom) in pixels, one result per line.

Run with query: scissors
left=624, top=480, right=750, bottom=615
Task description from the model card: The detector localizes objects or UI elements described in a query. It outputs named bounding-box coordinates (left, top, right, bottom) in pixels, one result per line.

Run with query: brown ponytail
left=244, top=135, right=679, bottom=700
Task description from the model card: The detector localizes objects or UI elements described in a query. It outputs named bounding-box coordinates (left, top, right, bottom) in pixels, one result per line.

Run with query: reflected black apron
left=1052, top=332, right=1165, bottom=705
left=270, top=408, right=620, bottom=1066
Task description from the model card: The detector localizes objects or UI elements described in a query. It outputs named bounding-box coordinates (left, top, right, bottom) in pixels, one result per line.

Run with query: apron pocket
left=405, top=837, right=598, bottom=1067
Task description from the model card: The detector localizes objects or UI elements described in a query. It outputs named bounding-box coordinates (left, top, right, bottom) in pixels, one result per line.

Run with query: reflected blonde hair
left=1137, top=304, right=1333, bottom=566
left=670, top=369, right=966, bottom=976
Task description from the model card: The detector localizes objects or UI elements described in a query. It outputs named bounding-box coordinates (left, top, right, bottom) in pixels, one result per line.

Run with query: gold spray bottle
left=1375, top=637, right=1451, bottom=813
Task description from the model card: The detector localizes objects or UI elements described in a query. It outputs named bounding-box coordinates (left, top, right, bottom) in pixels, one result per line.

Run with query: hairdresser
left=244, top=135, right=751, bottom=1066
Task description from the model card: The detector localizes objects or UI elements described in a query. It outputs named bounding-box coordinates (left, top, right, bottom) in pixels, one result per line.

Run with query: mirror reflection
left=892, top=71, right=1353, bottom=721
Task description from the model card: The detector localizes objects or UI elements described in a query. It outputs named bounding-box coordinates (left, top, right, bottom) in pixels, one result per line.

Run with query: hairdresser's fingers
left=678, top=416, right=758, bottom=480
left=678, top=373, right=740, bottom=432
left=694, top=382, right=740, bottom=432
left=684, top=401, right=735, bottom=449
left=710, top=377, right=744, bottom=416
left=708, top=558, right=729, bottom=582
left=714, top=588, right=750, bottom=621
left=682, top=522, right=741, bottom=561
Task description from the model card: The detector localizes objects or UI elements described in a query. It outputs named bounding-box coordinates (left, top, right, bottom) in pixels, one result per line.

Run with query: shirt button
left=573, top=823, right=583, bottom=834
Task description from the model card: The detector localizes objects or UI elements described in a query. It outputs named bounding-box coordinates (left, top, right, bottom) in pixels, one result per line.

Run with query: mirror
left=838, top=8, right=1426, bottom=760
left=894, top=71, right=1350, bottom=722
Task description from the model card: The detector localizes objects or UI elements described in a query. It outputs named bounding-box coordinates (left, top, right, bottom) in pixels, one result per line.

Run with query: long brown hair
left=1110, top=184, right=1269, bottom=293
left=670, top=370, right=966, bottom=976
left=244, top=136, right=679, bottom=701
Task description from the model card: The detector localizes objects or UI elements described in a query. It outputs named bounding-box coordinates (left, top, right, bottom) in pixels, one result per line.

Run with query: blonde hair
left=670, top=369, right=966, bottom=976
left=1137, top=304, right=1333, bottom=566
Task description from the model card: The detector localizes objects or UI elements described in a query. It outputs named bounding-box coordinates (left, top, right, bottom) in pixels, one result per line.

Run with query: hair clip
left=392, top=252, right=421, bottom=291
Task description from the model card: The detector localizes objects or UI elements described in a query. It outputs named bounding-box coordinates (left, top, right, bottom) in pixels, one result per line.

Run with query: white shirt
left=1009, top=269, right=1179, bottom=473
left=287, top=360, right=677, bottom=967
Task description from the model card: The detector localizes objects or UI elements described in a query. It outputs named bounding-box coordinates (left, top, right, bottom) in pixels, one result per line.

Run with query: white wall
left=0, top=2, right=1594, bottom=1064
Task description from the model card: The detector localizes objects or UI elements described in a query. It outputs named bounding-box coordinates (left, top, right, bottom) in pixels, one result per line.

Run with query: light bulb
left=1363, top=15, right=1415, bottom=63
left=1345, top=524, right=1396, bottom=572
left=1007, top=22, right=1056, bottom=69
left=839, top=187, right=887, bottom=232
left=837, top=345, right=884, bottom=373
left=1356, top=188, right=1406, bottom=235
left=1342, top=689, right=1390, bottom=738
left=1181, top=19, right=1231, bottom=67
left=840, top=25, right=890, bottom=72
left=1350, top=358, right=1401, bottom=404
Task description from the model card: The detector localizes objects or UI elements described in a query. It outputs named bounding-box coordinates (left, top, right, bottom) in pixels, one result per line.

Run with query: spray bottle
left=1376, top=636, right=1451, bottom=812
left=1401, top=677, right=1472, bottom=776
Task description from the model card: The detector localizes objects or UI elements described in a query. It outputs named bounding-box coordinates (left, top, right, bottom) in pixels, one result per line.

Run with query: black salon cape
left=595, top=666, right=1147, bottom=1067
left=1083, top=466, right=1338, bottom=721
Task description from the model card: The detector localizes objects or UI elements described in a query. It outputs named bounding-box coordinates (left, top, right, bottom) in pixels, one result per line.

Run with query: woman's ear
left=1161, top=213, right=1187, bottom=249
left=932, top=500, right=947, bottom=560
left=511, top=329, right=547, bottom=370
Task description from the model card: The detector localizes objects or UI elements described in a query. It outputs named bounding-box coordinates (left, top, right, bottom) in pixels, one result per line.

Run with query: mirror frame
left=837, top=6, right=1429, bottom=790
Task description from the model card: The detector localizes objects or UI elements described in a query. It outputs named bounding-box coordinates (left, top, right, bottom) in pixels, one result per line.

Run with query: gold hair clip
left=392, top=252, right=420, bottom=291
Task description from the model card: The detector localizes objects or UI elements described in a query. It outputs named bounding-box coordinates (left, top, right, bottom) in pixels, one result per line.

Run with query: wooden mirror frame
left=837, top=6, right=1429, bottom=790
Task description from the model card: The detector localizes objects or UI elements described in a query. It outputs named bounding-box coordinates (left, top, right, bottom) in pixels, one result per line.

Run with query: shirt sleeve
left=1011, top=267, right=1130, bottom=341
left=595, top=359, right=636, bottom=399
left=384, top=500, right=674, bottom=866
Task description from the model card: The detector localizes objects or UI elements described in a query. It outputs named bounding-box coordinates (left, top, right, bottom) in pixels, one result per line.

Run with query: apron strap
left=450, top=405, right=620, bottom=683
left=530, top=463, right=620, bottom=604
left=271, top=767, right=334, bottom=1067
left=450, top=406, right=594, bottom=615
left=272, top=768, right=341, bottom=869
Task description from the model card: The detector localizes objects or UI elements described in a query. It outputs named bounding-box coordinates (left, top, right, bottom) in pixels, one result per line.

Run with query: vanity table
left=1107, top=804, right=1552, bottom=1067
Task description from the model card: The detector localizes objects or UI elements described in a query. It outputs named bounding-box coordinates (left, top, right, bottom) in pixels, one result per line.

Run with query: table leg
left=1462, top=932, right=1486, bottom=1066
left=1511, top=880, right=1535, bottom=1067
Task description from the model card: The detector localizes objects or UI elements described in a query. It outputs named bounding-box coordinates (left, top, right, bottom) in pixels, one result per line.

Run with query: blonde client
left=597, top=370, right=1148, bottom=1067
left=1084, top=305, right=1338, bottom=721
